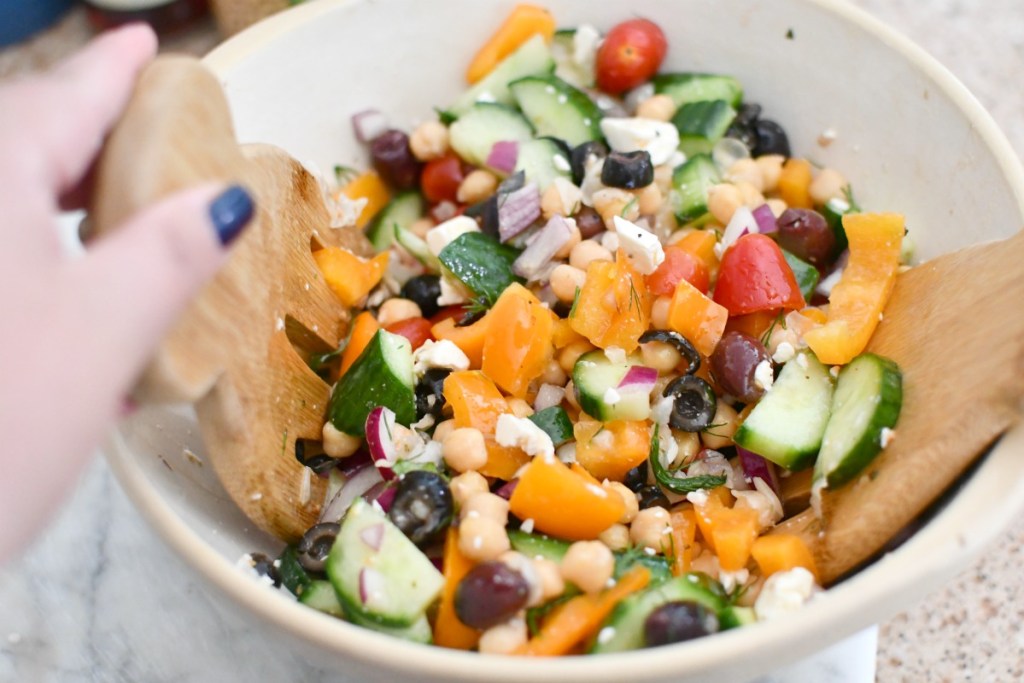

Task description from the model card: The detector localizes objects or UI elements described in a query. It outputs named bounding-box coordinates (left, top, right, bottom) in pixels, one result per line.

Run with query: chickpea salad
left=244, top=5, right=908, bottom=655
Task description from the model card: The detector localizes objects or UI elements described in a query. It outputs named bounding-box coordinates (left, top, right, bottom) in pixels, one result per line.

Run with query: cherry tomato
left=420, top=154, right=465, bottom=204
left=429, top=305, right=465, bottom=326
left=595, top=19, right=668, bottom=95
left=713, top=234, right=806, bottom=316
left=385, top=317, right=434, bottom=350
left=646, top=245, right=710, bottom=296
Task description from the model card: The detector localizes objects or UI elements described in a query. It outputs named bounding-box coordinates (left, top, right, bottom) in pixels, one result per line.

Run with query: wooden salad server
left=776, top=229, right=1024, bottom=584
left=90, top=56, right=372, bottom=542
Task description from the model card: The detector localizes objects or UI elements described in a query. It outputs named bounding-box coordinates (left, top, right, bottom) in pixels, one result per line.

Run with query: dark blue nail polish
left=209, top=185, right=254, bottom=246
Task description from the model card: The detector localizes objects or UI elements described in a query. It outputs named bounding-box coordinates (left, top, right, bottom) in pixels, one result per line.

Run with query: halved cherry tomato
left=385, top=316, right=434, bottom=350
left=713, top=234, right=806, bottom=316
left=420, top=154, right=465, bottom=204
left=646, top=245, right=710, bottom=296
left=430, top=305, right=466, bottom=326
left=595, top=19, right=668, bottom=95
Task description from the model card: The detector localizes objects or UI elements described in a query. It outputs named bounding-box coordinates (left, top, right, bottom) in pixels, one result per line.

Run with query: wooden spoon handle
left=777, top=230, right=1024, bottom=584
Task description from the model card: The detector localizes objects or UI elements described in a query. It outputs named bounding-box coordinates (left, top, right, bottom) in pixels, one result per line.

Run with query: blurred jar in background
left=0, top=0, right=74, bottom=47
left=82, top=0, right=210, bottom=35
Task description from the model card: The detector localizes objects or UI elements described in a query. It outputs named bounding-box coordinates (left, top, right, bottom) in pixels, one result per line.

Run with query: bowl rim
left=107, top=0, right=1024, bottom=679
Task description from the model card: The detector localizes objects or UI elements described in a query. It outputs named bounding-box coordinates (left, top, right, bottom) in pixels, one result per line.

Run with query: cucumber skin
left=328, top=330, right=415, bottom=436
left=673, top=100, right=737, bottom=156
left=652, top=73, right=744, bottom=108
left=448, top=34, right=554, bottom=117
left=672, top=154, right=721, bottom=223
left=814, top=353, right=903, bottom=488
left=277, top=545, right=312, bottom=597
left=449, top=102, right=535, bottom=168
left=298, top=580, right=345, bottom=617
left=528, top=406, right=574, bottom=447
left=366, top=192, right=424, bottom=251
left=509, top=74, right=604, bottom=146
left=781, top=249, right=821, bottom=301
left=572, top=351, right=651, bottom=422
left=508, top=530, right=672, bottom=583
left=345, top=608, right=433, bottom=645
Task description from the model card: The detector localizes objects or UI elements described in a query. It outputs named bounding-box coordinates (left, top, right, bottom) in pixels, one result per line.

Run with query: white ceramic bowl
left=105, top=1, right=1024, bottom=681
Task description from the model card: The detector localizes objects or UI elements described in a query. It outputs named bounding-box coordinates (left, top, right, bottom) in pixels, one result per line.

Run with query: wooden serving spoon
left=91, top=56, right=373, bottom=542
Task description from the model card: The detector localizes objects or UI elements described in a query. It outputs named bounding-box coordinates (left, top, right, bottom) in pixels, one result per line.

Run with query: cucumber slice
left=437, top=231, right=522, bottom=306
left=814, top=353, right=902, bottom=488
left=346, top=606, right=433, bottom=644
left=718, top=605, right=757, bottom=630
left=781, top=249, right=820, bottom=300
left=508, top=529, right=570, bottom=562
left=394, top=224, right=440, bottom=272
left=328, top=330, right=416, bottom=436
left=510, top=74, right=603, bottom=146
left=822, top=195, right=855, bottom=254
left=653, top=73, right=744, bottom=109
left=365, top=191, right=424, bottom=252
left=734, top=351, right=834, bottom=471
left=299, top=579, right=345, bottom=617
left=447, top=34, right=554, bottom=117
left=514, top=137, right=572, bottom=192
left=572, top=350, right=653, bottom=421
left=672, top=153, right=720, bottom=223
left=528, top=406, right=574, bottom=447
left=589, top=573, right=727, bottom=653
left=449, top=102, right=534, bottom=168
left=326, top=498, right=444, bottom=628
left=277, top=545, right=312, bottom=597
left=672, top=100, right=737, bottom=157
left=508, top=530, right=672, bottom=583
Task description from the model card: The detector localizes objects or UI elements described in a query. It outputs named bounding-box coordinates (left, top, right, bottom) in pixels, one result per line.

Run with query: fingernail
left=209, top=185, right=254, bottom=246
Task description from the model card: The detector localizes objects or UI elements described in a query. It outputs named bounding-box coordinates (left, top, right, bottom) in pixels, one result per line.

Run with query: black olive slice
left=600, top=150, right=655, bottom=189
left=663, top=375, right=717, bottom=432
left=640, top=330, right=701, bottom=376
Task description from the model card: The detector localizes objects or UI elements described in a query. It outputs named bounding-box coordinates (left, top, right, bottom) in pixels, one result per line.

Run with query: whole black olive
left=644, top=600, right=719, bottom=647
left=775, top=208, right=835, bottom=266
left=415, top=368, right=451, bottom=420
left=624, top=461, right=649, bottom=492
left=570, top=140, right=609, bottom=185
left=637, top=484, right=670, bottom=510
left=574, top=205, right=605, bottom=239
left=752, top=119, right=791, bottom=158
left=454, top=561, right=530, bottom=629
left=600, top=150, right=655, bottom=189
left=400, top=274, right=442, bottom=319
left=734, top=102, right=763, bottom=127
left=663, top=375, right=717, bottom=432
left=369, top=129, right=422, bottom=190
left=387, top=470, right=454, bottom=547
left=724, top=103, right=763, bottom=150
left=710, top=331, right=771, bottom=404
left=639, top=330, right=701, bottom=376
left=296, top=522, right=341, bottom=573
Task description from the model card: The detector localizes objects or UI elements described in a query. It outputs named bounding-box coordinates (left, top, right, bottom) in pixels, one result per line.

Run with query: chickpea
left=671, top=430, right=702, bottom=469
left=666, top=227, right=695, bottom=245
left=563, top=380, right=581, bottom=409
left=726, top=158, right=765, bottom=193
left=700, top=401, right=740, bottom=450
left=532, top=557, right=566, bottom=601
left=499, top=550, right=543, bottom=607
left=560, top=541, right=615, bottom=594
left=636, top=93, right=677, bottom=121
left=458, top=516, right=510, bottom=562
left=462, top=491, right=510, bottom=526
left=376, top=298, right=422, bottom=327
left=409, top=217, right=434, bottom=239
left=456, top=169, right=498, bottom=204
left=650, top=295, right=673, bottom=330
left=558, top=340, right=595, bottom=374
left=478, top=617, right=527, bottom=655
left=321, top=422, right=361, bottom=458
left=653, top=164, right=674, bottom=194
left=603, top=481, right=640, bottom=524
left=809, top=168, right=848, bottom=205
left=539, top=358, right=568, bottom=386
left=550, top=264, right=587, bottom=303
left=630, top=506, right=672, bottom=552
left=634, top=183, right=663, bottom=216
left=553, top=222, right=582, bottom=260
left=432, top=418, right=456, bottom=443
left=597, top=523, right=631, bottom=551
left=569, top=239, right=613, bottom=271
left=641, top=340, right=682, bottom=374
left=409, top=120, right=449, bottom=161
left=592, top=187, right=639, bottom=229
left=735, top=180, right=765, bottom=208
left=707, top=183, right=743, bottom=225
left=766, top=198, right=788, bottom=218
left=443, top=427, right=488, bottom=473
left=755, top=154, right=785, bottom=193
left=507, top=398, right=534, bottom=418
left=449, top=470, right=490, bottom=507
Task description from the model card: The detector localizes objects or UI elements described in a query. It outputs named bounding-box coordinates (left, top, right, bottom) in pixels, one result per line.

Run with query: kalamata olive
left=387, top=470, right=453, bottom=547
left=663, top=375, right=717, bottom=432
left=644, top=600, right=719, bottom=647
left=247, top=552, right=282, bottom=587
left=752, top=119, right=791, bottom=158
left=400, top=274, right=442, bottom=319
left=637, top=484, right=670, bottom=510
left=370, top=129, right=422, bottom=190
left=454, top=561, right=530, bottom=629
left=570, top=140, right=609, bottom=185
left=724, top=102, right=763, bottom=150
left=640, top=330, right=701, bottom=375
left=296, top=522, right=341, bottom=573
left=415, top=368, right=451, bottom=420
left=775, top=208, right=835, bottom=266
left=624, top=461, right=649, bottom=492
left=710, top=331, right=771, bottom=403
left=601, top=150, right=655, bottom=189
left=575, top=205, right=605, bottom=239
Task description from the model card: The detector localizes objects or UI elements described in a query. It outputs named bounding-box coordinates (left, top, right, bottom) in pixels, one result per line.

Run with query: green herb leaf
left=649, top=424, right=728, bottom=494
left=568, top=285, right=582, bottom=319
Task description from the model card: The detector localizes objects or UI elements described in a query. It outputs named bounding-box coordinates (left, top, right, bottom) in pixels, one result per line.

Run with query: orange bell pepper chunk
left=339, top=311, right=380, bottom=377
left=431, top=314, right=490, bottom=368
left=313, top=248, right=389, bottom=307
left=691, top=486, right=733, bottom=551
left=778, top=158, right=814, bottom=209
left=669, top=507, right=698, bottom=576
left=666, top=277, right=729, bottom=357
left=442, top=370, right=529, bottom=479
left=482, top=284, right=555, bottom=397
left=725, top=308, right=782, bottom=341
left=673, top=229, right=718, bottom=271
left=509, top=455, right=625, bottom=540
left=552, top=318, right=586, bottom=349
left=465, top=4, right=556, bottom=84
left=433, top=528, right=481, bottom=650
left=339, top=170, right=390, bottom=228
left=752, top=534, right=820, bottom=582
left=574, top=418, right=651, bottom=482
left=569, top=251, right=651, bottom=353
left=803, top=213, right=904, bottom=365
left=710, top=507, right=761, bottom=571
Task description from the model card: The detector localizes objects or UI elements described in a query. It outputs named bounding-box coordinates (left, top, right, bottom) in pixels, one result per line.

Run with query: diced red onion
left=365, top=406, right=398, bottom=481
left=430, top=555, right=444, bottom=573
left=512, top=215, right=573, bottom=279
left=371, top=485, right=397, bottom=513
left=721, top=206, right=759, bottom=253
left=737, top=446, right=781, bottom=495
left=617, top=365, right=658, bottom=391
left=486, top=141, right=519, bottom=174
left=498, top=183, right=541, bottom=242
left=534, top=383, right=566, bottom=411
left=816, top=249, right=849, bottom=297
left=359, top=567, right=386, bottom=605
left=495, top=479, right=519, bottom=500
left=351, top=109, right=390, bottom=144
left=319, top=464, right=385, bottom=523
left=359, top=523, right=386, bottom=551
left=338, top=449, right=372, bottom=477
left=430, top=200, right=459, bottom=224
left=752, top=203, right=778, bottom=235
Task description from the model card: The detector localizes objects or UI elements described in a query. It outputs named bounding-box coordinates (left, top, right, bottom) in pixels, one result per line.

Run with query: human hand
left=0, top=25, right=254, bottom=560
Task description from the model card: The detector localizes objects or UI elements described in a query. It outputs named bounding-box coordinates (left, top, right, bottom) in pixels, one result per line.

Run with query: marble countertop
left=1, top=2, right=1023, bottom=681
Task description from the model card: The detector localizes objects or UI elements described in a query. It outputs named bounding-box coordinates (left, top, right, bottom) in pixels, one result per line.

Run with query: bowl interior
left=106, top=1, right=1024, bottom=681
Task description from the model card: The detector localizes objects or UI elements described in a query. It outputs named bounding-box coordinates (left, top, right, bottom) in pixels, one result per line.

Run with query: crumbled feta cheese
left=520, top=518, right=536, bottom=534
left=437, top=276, right=471, bottom=305
left=411, top=413, right=436, bottom=431
left=612, top=216, right=665, bottom=275
left=603, top=388, right=621, bottom=405
left=475, top=91, right=497, bottom=104
left=412, top=339, right=470, bottom=377
left=880, top=427, right=896, bottom=448
left=686, top=489, right=710, bottom=507
left=754, top=568, right=820, bottom=621
left=718, top=568, right=749, bottom=593
left=753, top=359, right=775, bottom=392
left=651, top=395, right=675, bottom=425
left=556, top=442, right=577, bottom=464
left=553, top=154, right=572, bottom=173
left=796, top=353, right=809, bottom=370
left=534, top=383, right=566, bottom=411
left=829, top=365, right=840, bottom=379
left=496, top=413, right=555, bottom=457
left=600, top=117, right=680, bottom=166
left=579, top=156, right=605, bottom=206
left=325, top=192, right=368, bottom=229
left=597, top=626, right=617, bottom=645
left=772, top=341, right=796, bottom=364
left=604, top=346, right=627, bottom=364
left=425, top=215, right=479, bottom=256
left=572, top=24, right=601, bottom=74
left=601, top=230, right=621, bottom=253
left=552, top=177, right=582, bottom=215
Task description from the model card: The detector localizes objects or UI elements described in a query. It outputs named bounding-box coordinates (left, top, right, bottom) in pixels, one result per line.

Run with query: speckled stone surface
left=0, top=2, right=1022, bottom=682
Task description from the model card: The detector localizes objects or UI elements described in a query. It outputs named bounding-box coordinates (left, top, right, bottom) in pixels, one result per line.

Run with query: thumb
left=70, top=184, right=255, bottom=396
